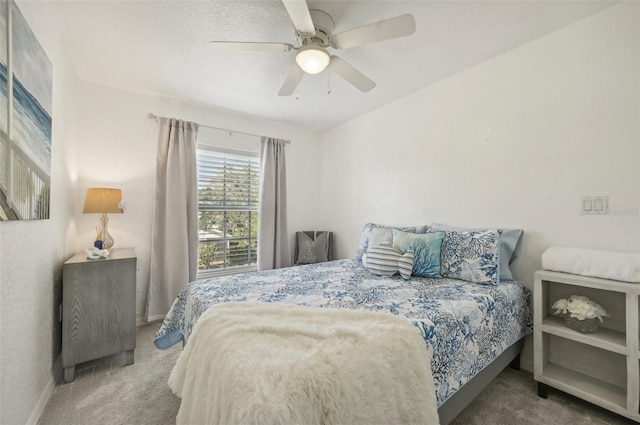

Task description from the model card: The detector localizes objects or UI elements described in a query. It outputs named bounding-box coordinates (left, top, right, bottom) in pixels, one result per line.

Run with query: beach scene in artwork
left=11, top=3, right=52, bottom=177
left=0, top=1, right=52, bottom=220
left=1, top=59, right=53, bottom=174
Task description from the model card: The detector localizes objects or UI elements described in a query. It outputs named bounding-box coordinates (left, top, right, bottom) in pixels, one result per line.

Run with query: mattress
left=155, top=259, right=532, bottom=406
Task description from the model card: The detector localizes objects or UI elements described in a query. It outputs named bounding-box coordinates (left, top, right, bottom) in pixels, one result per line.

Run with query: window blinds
left=197, top=146, right=260, bottom=270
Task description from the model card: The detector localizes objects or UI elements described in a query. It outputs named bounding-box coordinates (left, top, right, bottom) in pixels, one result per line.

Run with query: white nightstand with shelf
left=533, top=270, right=640, bottom=422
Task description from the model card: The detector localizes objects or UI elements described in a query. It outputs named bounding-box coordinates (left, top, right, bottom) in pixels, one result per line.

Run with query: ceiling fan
left=209, top=0, right=416, bottom=96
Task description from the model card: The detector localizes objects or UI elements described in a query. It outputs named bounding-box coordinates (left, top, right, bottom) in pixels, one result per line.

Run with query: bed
left=155, top=257, right=533, bottom=424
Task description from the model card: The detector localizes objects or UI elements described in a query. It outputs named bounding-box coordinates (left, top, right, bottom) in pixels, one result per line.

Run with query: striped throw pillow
left=365, top=243, right=414, bottom=279
left=398, top=250, right=414, bottom=279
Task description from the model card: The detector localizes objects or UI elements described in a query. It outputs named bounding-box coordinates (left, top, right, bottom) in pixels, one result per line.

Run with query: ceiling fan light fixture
left=295, top=45, right=330, bottom=75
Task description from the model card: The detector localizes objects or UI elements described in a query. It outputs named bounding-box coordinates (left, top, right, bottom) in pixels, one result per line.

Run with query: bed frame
left=437, top=338, right=524, bottom=424
left=163, top=256, right=529, bottom=424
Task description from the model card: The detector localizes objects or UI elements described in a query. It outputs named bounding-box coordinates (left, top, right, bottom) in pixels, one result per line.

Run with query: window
left=197, top=145, right=260, bottom=275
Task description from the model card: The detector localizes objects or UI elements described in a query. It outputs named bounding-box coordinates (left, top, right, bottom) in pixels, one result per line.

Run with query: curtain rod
left=147, top=113, right=291, bottom=144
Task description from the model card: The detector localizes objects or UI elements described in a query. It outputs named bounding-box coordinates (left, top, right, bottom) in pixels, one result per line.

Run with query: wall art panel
left=0, top=0, right=52, bottom=220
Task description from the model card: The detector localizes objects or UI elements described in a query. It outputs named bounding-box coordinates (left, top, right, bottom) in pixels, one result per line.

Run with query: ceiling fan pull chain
left=327, top=69, right=331, bottom=95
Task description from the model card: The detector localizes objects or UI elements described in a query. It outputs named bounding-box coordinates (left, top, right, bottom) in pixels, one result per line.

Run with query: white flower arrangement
left=552, top=295, right=608, bottom=322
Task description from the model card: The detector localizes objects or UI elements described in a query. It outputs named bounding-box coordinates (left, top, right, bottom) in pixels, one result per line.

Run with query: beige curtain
left=147, top=117, right=199, bottom=321
left=257, top=137, right=291, bottom=270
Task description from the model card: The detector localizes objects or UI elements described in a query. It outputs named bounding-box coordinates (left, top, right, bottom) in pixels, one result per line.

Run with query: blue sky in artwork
left=11, top=1, right=52, bottom=116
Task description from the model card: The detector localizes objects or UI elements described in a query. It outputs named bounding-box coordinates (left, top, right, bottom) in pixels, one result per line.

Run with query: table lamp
left=82, top=188, right=124, bottom=249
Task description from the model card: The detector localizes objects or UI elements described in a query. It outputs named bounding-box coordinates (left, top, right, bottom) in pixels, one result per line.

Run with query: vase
left=99, top=215, right=115, bottom=249
left=563, top=315, right=599, bottom=334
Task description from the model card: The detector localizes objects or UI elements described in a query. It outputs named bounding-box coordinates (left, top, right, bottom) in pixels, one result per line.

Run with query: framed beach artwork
left=0, top=0, right=52, bottom=221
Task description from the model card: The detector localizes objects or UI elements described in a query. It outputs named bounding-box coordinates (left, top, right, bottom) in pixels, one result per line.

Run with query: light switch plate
left=582, top=196, right=609, bottom=215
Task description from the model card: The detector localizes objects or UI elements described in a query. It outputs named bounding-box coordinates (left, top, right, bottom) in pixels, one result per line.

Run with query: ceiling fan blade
left=282, top=0, right=316, bottom=35
left=329, top=56, right=375, bottom=93
left=332, top=14, right=416, bottom=50
left=278, top=64, right=304, bottom=96
left=209, top=41, right=294, bottom=52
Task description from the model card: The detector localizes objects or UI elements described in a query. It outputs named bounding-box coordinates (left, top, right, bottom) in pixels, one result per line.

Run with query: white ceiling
left=50, top=0, right=616, bottom=133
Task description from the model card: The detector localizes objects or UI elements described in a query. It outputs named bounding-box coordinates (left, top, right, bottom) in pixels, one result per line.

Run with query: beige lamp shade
left=82, top=188, right=124, bottom=214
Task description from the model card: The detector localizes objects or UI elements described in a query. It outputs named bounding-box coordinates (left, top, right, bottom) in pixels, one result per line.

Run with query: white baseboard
left=137, top=317, right=158, bottom=327
left=25, top=377, right=54, bottom=425
left=25, top=355, right=61, bottom=425
left=521, top=358, right=533, bottom=373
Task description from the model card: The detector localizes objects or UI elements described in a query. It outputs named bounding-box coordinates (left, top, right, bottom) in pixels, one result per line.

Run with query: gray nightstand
left=62, top=248, right=137, bottom=383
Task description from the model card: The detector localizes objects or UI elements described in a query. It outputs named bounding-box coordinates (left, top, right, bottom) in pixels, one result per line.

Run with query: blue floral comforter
left=155, top=259, right=532, bottom=406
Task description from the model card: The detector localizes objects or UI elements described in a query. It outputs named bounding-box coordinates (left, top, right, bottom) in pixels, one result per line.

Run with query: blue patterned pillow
left=431, top=223, right=523, bottom=280
left=355, top=223, right=416, bottom=262
left=392, top=229, right=445, bottom=278
left=364, top=243, right=414, bottom=279
left=439, top=230, right=500, bottom=285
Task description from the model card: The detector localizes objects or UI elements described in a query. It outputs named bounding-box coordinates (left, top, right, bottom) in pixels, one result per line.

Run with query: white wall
left=318, top=2, right=640, bottom=368
left=0, top=2, right=79, bottom=424
left=71, top=82, right=322, bottom=323
left=320, top=1, right=639, bottom=275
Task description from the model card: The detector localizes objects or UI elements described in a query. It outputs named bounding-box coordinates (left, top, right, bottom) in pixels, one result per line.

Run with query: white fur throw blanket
left=542, top=246, right=640, bottom=283
left=168, top=302, right=439, bottom=425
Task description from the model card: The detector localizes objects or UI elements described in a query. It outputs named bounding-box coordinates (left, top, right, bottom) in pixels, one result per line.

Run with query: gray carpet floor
left=39, top=324, right=635, bottom=425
